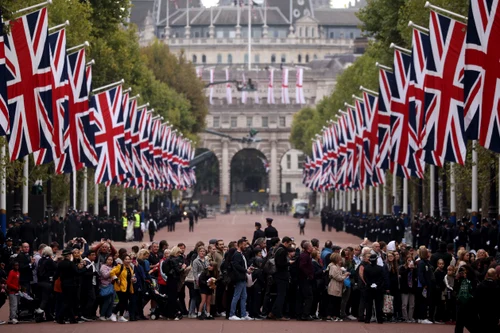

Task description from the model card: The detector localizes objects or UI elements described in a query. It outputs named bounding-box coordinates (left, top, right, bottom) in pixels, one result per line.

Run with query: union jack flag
left=363, top=91, right=384, bottom=185
left=422, top=11, right=467, bottom=166
left=464, top=0, right=500, bottom=152
left=130, top=107, right=146, bottom=188
left=336, top=114, right=349, bottom=189
left=5, top=8, right=53, bottom=161
left=91, top=85, right=127, bottom=184
left=353, top=100, right=366, bottom=189
left=57, top=49, right=96, bottom=173
left=34, top=28, right=69, bottom=165
left=389, top=49, right=422, bottom=174
left=0, top=16, right=9, bottom=136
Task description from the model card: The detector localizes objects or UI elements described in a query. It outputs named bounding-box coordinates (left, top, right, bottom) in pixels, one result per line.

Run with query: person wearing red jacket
left=6, top=261, right=20, bottom=324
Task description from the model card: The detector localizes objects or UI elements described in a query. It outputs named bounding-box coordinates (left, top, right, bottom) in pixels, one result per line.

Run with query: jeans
left=340, top=286, right=351, bottom=317
left=100, top=293, right=114, bottom=318
left=401, top=293, right=415, bottom=321
left=272, top=278, right=288, bottom=318
left=230, top=281, right=247, bottom=317
left=9, top=294, right=19, bottom=320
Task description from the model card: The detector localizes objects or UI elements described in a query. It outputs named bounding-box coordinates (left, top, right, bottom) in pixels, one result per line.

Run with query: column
left=94, top=183, right=99, bottom=215
left=269, top=139, right=279, bottom=206
left=220, top=139, right=230, bottom=211
left=106, top=186, right=110, bottom=216
left=383, top=183, right=388, bottom=215
left=430, top=164, right=435, bottom=216
left=82, top=168, right=88, bottom=212
left=362, top=188, right=367, bottom=214
left=141, top=189, right=145, bottom=211
left=369, top=186, right=374, bottom=215
left=146, top=189, right=150, bottom=211
left=319, top=193, right=324, bottom=211
left=356, top=191, right=360, bottom=213
left=122, top=189, right=127, bottom=213
left=72, top=172, right=77, bottom=209
left=375, top=185, right=380, bottom=215
left=333, top=191, right=337, bottom=210
left=22, top=155, right=29, bottom=215
left=347, top=191, right=351, bottom=213
left=450, top=163, right=456, bottom=224
left=471, top=141, right=478, bottom=225
left=403, top=177, right=408, bottom=214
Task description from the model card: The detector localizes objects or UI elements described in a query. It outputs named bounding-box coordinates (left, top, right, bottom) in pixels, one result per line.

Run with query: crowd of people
left=0, top=212, right=498, bottom=333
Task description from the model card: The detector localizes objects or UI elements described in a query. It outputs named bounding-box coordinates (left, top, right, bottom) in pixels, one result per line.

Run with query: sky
left=200, top=0, right=354, bottom=8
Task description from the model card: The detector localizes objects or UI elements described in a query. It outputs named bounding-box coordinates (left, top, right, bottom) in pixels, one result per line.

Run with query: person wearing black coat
left=416, top=248, right=435, bottom=323
left=476, top=268, right=500, bottom=333
left=252, top=222, right=265, bottom=246
left=16, top=242, right=34, bottom=292
left=164, top=249, right=186, bottom=319
left=264, top=218, right=278, bottom=249
left=364, top=254, right=385, bottom=324
left=37, top=249, right=58, bottom=319
left=430, top=242, right=453, bottom=269
left=19, top=219, right=36, bottom=249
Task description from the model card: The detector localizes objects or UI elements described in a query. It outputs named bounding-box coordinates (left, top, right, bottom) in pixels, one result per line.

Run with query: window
left=262, top=116, right=268, bottom=128
left=298, top=54, right=302, bottom=63
left=194, top=31, right=200, bottom=38
left=254, top=54, right=260, bottom=63
left=217, top=54, right=222, bottom=64
left=350, top=32, right=354, bottom=39
left=298, top=154, right=305, bottom=169
left=229, top=30, right=236, bottom=38
left=246, top=116, right=253, bottom=127
left=305, top=27, right=309, bottom=37
left=227, top=54, right=233, bottom=64
left=202, top=54, right=206, bottom=64
left=305, top=54, right=310, bottom=63
left=216, top=30, right=224, bottom=38
left=329, top=31, right=334, bottom=39
left=192, top=54, right=197, bottom=63
left=230, top=117, right=237, bottom=128
left=299, top=27, right=303, bottom=37
left=286, top=182, right=291, bottom=193
left=281, top=54, right=286, bottom=63
left=213, top=116, right=220, bottom=128
left=314, top=54, right=318, bottom=60
left=286, top=154, right=291, bottom=169
left=271, top=54, right=276, bottom=63
left=244, top=53, right=249, bottom=64
left=311, top=28, right=315, bottom=37
left=279, top=116, right=286, bottom=127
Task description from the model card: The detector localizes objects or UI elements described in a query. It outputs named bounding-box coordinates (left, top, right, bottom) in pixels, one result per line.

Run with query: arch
left=227, top=53, right=233, bottom=64
left=202, top=54, right=207, bottom=63
left=281, top=54, right=286, bottom=63
left=192, top=148, right=220, bottom=204
left=298, top=54, right=302, bottom=63
left=230, top=148, right=269, bottom=206
left=192, top=54, right=197, bottom=63
left=271, top=54, right=276, bottom=63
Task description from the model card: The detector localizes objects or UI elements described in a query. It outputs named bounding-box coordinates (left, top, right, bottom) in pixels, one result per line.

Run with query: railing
left=166, top=36, right=355, bottom=47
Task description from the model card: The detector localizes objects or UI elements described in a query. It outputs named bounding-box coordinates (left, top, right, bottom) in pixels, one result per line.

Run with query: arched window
left=298, top=54, right=302, bottom=63
left=202, top=54, right=206, bottom=64
left=281, top=54, right=286, bottom=63
left=192, top=54, right=197, bottom=63
left=271, top=54, right=276, bottom=63
left=305, top=54, right=310, bottom=63
left=227, top=54, right=233, bottom=64
left=217, top=54, right=222, bottom=64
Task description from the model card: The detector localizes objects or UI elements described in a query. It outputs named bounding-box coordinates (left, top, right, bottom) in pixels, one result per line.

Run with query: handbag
left=185, top=266, right=195, bottom=283
left=100, top=284, right=114, bottom=297
left=383, top=294, right=394, bottom=314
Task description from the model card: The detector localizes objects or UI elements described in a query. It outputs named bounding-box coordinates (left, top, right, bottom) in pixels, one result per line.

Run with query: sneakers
left=205, top=315, right=215, bottom=320
left=118, top=316, right=128, bottom=322
left=0, top=320, right=6, bottom=325
left=243, top=315, right=254, bottom=321
left=419, top=319, right=433, bottom=324
left=99, top=316, right=107, bottom=321
left=347, top=315, right=357, bottom=321
left=8, top=319, right=18, bottom=325
left=110, top=314, right=117, bottom=322
left=229, top=315, right=242, bottom=321
left=218, top=312, right=226, bottom=317
left=188, top=314, right=197, bottom=319
left=81, top=316, right=94, bottom=322
left=35, top=308, right=44, bottom=314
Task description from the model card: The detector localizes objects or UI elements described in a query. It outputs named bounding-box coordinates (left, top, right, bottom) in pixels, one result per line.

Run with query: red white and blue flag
left=0, top=15, right=9, bottom=137
left=422, top=11, right=467, bottom=166
left=4, top=8, right=53, bottom=160
left=464, top=0, right=500, bottom=152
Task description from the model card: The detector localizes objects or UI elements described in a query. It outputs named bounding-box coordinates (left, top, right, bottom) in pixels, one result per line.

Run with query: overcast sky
left=200, top=0, right=354, bottom=8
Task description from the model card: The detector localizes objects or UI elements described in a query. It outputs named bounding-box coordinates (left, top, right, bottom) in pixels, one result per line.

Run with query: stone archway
left=192, top=148, right=220, bottom=206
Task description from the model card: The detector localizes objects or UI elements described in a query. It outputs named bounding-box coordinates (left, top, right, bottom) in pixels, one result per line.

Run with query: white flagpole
left=383, top=183, right=387, bottom=215
left=369, top=186, right=374, bottom=215
left=22, top=156, right=29, bottom=215
left=14, top=0, right=52, bottom=14
left=362, top=188, right=366, bottom=214
left=471, top=141, right=478, bottom=225
left=403, top=177, right=408, bottom=214
left=106, top=186, right=110, bottom=216
left=83, top=168, right=88, bottom=212
left=72, top=172, right=77, bottom=210
left=94, top=183, right=99, bottom=215
left=375, top=185, right=380, bottom=215
left=92, top=79, right=124, bottom=94
left=430, top=164, right=435, bottom=216
left=248, top=1, right=252, bottom=71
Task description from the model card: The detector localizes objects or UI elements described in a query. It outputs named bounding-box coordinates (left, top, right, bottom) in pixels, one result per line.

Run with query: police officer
left=133, top=209, right=141, bottom=241
left=121, top=212, right=128, bottom=241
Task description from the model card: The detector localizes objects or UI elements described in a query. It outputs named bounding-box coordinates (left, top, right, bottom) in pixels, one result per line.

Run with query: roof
left=313, top=9, right=361, bottom=26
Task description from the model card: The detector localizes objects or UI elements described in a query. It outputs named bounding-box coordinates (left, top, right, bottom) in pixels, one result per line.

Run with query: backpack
left=457, top=278, right=473, bottom=304
left=148, top=220, right=156, bottom=232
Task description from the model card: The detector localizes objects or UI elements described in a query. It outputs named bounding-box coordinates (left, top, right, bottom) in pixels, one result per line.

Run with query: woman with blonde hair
left=163, top=246, right=187, bottom=320
left=327, top=253, right=350, bottom=321
left=197, top=261, right=219, bottom=320
left=456, top=249, right=470, bottom=270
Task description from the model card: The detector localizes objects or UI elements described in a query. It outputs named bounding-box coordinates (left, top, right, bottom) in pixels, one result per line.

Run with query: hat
left=133, top=209, right=137, bottom=213
left=255, top=222, right=262, bottom=227
left=387, top=241, right=396, bottom=252
left=369, top=254, right=378, bottom=262
left=62, top=248, right=72, bottom=256
left=6, top=237, right=12, bottom=242
left=266, top=218, right=273, bottom=223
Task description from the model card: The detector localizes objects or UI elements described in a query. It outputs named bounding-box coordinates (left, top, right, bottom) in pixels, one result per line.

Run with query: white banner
left=281, top=68, right=290, bottom=104
left=295, top=67, right=305, bottom=104
left=226, top=68, right=232, bottom=104
left=267, top=68, right=275, bottom=104
left=209, top=68, right=214, bottom=105
left=241, top=73, right=247, bottom=104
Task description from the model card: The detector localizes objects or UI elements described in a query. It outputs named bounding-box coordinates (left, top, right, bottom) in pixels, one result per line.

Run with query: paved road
left=0, top=211, right=456, bottom=332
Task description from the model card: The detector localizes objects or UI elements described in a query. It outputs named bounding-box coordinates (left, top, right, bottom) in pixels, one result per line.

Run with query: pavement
left=0, top=211, right=456, bottom=332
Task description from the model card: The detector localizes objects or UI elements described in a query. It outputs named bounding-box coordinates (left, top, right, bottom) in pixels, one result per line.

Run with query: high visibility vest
left=122, top=216, right=128, bottom=228
left=134, top=213, right=140, bottom=228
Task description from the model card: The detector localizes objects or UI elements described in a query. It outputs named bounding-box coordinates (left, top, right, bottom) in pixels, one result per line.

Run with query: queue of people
left=0, top=214, right=498, bottom=333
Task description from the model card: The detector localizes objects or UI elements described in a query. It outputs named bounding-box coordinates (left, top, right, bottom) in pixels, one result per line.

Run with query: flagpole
left=0, top=145, right=6, bottom=235
left=369, top=186, right=374, bottom=216
left=383, top=182, right=387, bottom=215
left=83, top=168, right=88, bottom=212
left=72, top=172, right=77, bottom=210
left=471, top=141, right=478, bottom=226
left=94, top=183, right=99, bottom=215
left=430, top=164, right=435, bottom=216
left=450, top=163, right=456, bottom=224
left=106, top=186, right=110, bottom=216
left=22, top=156, right=29, bottom=215
left=141, top=190, right=145, bottom=211
left=146, top=189, right=150, bottom=211
left=122, top=189, right=126, bottom=213
left=362, top=188, right=367, bottom=214
left=424, top=2, right=468, bottom=22
left=14, top=0, right=52, bottom=14
left=403, top=177, right=408, bottom=215
left=67, top=41, right=89, bottom=53
left=48, top=20, right=69, bottom=32
left=392, top=172, right=397, bottom=213
left=92, top=79, right=124, bottom=94
left=375, top=185, right=380, bottom=215
left=356, top=191, right=361, bottom=214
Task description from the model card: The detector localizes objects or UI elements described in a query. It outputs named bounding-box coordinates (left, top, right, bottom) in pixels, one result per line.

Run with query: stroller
left=17, top=291, right=44, bottom=323
left=146, top=279, right=169, bottom=320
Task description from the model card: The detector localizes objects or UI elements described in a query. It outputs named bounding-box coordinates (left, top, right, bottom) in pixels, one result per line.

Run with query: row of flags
left=0, top=5, right=196, bottom=190
left=303, top=1, right=500, bottom=192
left=196, top=66, right=306, bottom=105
